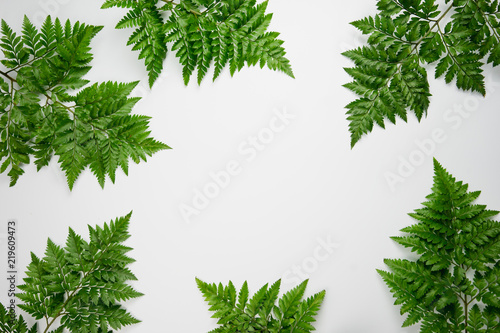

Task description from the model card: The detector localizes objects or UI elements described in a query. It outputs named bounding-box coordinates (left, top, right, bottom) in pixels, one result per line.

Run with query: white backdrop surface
left=1, top=1, right=500, bottom=332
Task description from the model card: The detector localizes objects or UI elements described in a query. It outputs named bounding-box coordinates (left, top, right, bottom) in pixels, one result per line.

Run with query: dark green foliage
left=343, top=0, right=500, bottom=147
left=378, top=159, right=500, bottom=332
left=16, top=212, right=142, bottom=333
left=101, top=0, right=294, bottom=86
left=196, top=278, right=325, bottom=332
left=0, top=302, right=37, bottom=333
left=0, top=16, right=169, bottom=189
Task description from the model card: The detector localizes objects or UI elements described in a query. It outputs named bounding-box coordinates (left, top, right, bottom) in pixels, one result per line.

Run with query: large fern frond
left=0, top=16, right=169, bottom=189
left=17, top=212, right=142, bottom=333
left=102, top=0, right=293, bottom=86
left=378, top=158, right=500, bottom=331
left=344, top=0, right=499, bottom=147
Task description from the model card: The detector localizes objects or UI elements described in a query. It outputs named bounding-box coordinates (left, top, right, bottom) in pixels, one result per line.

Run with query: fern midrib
left=442, top=176, right=474, bottom=333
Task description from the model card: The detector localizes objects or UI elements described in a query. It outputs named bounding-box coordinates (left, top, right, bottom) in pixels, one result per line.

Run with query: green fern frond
left=344, top=0, right=500, bottom=147
left=17, top=212, right=142, bottom=333
left=379, top=158, right=500, bottom=331
left=197, top=278, right=325, bottom=332
left=0, top=16, right=169, bottom=189
left=102, top=0, right=293, bottom=86
left=0, top=302, right=37, bottom=333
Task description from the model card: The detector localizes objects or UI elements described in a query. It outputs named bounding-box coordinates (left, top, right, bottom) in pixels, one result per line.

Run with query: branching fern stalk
left=0, top=16, right=169, bottom=189
left=378, top=159, right=500, bottom=332
left=196, top=278, right=325, bottom=332
left=0, top=212, right=142, bottom=333
left=343, top=0, right=500, bottom=147
left=101, top=0, right=294, bottom=86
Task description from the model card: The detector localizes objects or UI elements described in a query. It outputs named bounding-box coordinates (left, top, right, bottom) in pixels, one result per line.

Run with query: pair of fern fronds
left=1, top=1, right=294, bottom=188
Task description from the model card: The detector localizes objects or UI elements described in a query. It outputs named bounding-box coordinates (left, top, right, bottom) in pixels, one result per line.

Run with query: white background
left=1, top=0, right=500, bottom=332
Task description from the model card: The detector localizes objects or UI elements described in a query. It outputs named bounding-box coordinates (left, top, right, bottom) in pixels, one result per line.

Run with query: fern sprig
left=344, top=0, right=500, bottom=147
left=379, top=159, right=500, bottom=332
left=197, top=278, right=325, bottom=332
left=16, top=212, right=142, bottom=333
left=0, top=16, right=169, bottom=189
left=102, top=0, right=293, bottom=86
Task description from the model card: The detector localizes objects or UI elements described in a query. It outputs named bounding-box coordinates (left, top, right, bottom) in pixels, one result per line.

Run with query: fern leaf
left=103, top=0, right=293, bottom=85
left=344, top=0, right=499, bottom=146
left=21, top=16, right=40, bottom=57
left=0, top=16, right=168, bottom=188
left=380, top=158, right=500, bottom=331
left=199, top=279, right=324, bottom=332
left=17, top=212, right=142, bottom=333
left=277, top=279, right=308, bottom=322
left=0, top=19, right=27, bottom=67
left=237, top=280, right=249, bottom=310
left=343, top=45, right=418, bottom=147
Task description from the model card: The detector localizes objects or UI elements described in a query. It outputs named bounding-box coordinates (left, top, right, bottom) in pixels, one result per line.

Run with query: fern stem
left=160, top=0, right=201, bottom=15
left=409, top=3, right=454, bottom=55
left=5, top=48, right=55, bottom=75
left=0, top=70, right=17, bottom=83
left=464, top=294, right=468, bottom=333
